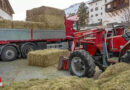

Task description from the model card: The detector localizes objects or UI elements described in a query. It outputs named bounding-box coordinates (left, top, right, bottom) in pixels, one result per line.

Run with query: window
left=125, top=0, right=129, bottom=3
left=95, top=7, right=98, bottom=11
left=101, top=12, right=103, bottom=15
left=73, top=22, right=78, bottom=30
left=105, top=0, right=107, bottom=3
left=113, top=1, right=117, bottom=7
left=95, top=14, right=98, bottom=16
left=91, top=15, right=93, bottom=17
left=101, top=7, right=102, bottom=10
left=98, top=19, right=102, bottom=22
left=107, top=4, right=112, bottom=9
left=91, top=9, right=93, bottom=12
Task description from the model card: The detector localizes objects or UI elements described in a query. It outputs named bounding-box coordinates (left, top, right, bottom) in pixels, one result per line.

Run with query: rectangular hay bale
left=26, top=6, right=65, bottom=30
left=28, top=49, right=69, bottom=67
left=0, top=19, right=12, bottom=28
left=12, top=21, right=25, bottom=29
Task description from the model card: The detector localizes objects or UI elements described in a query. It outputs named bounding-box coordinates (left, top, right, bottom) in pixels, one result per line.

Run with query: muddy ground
left=0, top=59, right=102, bottom=83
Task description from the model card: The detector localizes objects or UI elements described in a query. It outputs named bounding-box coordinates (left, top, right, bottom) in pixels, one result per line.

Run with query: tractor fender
left=0, top=44, right=20, bottom=56
left=119, top=40, right=130, bottom=61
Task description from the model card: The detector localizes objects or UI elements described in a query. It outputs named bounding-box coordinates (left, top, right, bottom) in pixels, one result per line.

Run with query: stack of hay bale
left=28, top=48, right=69, bottom=67
left=26, top=6, right=65, bottom=30
left=0, top=6, right=65, bottom=30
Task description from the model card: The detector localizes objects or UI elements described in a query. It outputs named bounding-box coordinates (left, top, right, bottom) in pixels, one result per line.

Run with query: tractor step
left=108, top=57, right=119, bottom=64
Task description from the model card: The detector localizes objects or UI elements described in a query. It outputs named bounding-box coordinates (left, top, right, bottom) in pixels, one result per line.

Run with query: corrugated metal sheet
left=0, top=28, right=31, bottom=41
left=0, top=29, right=66, bottom=41
left=33, top=30, right=66, bottom=40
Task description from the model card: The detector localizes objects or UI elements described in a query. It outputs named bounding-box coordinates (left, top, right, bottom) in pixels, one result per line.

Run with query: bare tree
left=121, top=8, right=130, bottom=24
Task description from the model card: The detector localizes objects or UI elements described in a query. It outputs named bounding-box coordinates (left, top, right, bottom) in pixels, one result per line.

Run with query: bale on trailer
left=26, top=6, right=65, bottom=30
left=32, top=22, right=46, bottom=30
left=28, top=49, right=69, bottom=67
left=12, top=21, right=25, bottom=29
left=0, top=19, right=12, bottom=28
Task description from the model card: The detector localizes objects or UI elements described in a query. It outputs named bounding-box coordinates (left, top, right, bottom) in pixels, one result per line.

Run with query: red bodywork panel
left=71, top=28, right=128, bottom=56
left=65, top=19, right=78, bottom=40
left=108, top=35, right=127, bottom=52
left=87, top=44, right=97, bottom=56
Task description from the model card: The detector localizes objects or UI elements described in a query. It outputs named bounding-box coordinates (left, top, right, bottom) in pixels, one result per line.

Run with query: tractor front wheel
left=69, top=50, right=95, bottom=77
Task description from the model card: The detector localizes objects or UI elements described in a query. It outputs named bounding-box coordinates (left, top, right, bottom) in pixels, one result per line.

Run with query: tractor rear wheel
left=120, top=50, right=130, bottom=63
left=69, top=50, right=95, bottom=77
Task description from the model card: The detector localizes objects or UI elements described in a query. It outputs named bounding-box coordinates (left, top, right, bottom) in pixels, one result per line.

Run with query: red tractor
left=58, top=25, right=130, bottom=77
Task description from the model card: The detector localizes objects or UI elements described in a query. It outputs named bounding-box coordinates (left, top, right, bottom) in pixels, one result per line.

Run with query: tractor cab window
left=73, top=21, right=80, bottom=31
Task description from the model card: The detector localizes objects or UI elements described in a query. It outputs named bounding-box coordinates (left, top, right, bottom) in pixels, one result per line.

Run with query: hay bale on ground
left=0, top=19, right=12, bottom=28
left=99, top=63, right=130, bottom=79
left=97, top=63, right=130, bottom=90
left=1, top=63, right=130, bottom=90
left=28, top=49, right=69, bottom=67
left=99, top=70, right=130, bottom=90
left=1, top=77, right=98, bottom=90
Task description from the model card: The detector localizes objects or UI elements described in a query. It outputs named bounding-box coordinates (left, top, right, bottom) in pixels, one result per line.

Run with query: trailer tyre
left=1, top=46, right=17, bottom=61
left=21, top=44, right=36, bottom=58
left=69, top=50, right=95, bottom=77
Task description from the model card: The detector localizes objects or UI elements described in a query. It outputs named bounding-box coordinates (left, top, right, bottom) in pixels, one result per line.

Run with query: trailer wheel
left=69, top=50, right=95, bottom=77
left=21, top=44, right=36, bottom=58
left=1, top=46, right=17, bottom=61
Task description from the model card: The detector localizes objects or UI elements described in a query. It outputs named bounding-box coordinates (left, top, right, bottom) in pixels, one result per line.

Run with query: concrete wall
left=0, top=8, right=12, bottom=20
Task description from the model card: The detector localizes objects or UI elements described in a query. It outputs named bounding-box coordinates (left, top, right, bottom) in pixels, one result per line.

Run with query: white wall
left=88, top=0, right=105, bottom=24
left=0, top=9, right=12, bottom=20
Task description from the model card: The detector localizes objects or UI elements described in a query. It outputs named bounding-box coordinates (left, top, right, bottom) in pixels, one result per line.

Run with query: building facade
left=0, top=0, right=14, bottom=20
left=88, top=0, right=105, bottom=25
left=88, top=0, right=129, bottom=26
left=103, top=0, right=129, bottom=25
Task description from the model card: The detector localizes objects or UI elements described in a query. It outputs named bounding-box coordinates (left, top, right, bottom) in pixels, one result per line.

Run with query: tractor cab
left=65, top=19, right=80, bottom=40
left=105, top=25, right=130, bottom=64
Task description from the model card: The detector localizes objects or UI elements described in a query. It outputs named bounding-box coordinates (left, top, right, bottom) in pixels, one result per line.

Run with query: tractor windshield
left=73, top=21, right=80, bottom=31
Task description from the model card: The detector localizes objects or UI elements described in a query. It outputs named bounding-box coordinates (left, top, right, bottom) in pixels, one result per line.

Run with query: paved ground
left=0, top=59, right=70, bottom=83
left=0, top=59, right=102, bottom=84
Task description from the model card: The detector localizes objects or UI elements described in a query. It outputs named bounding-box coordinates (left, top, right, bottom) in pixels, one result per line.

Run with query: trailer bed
left=0, top=28, right=66, bottom=42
